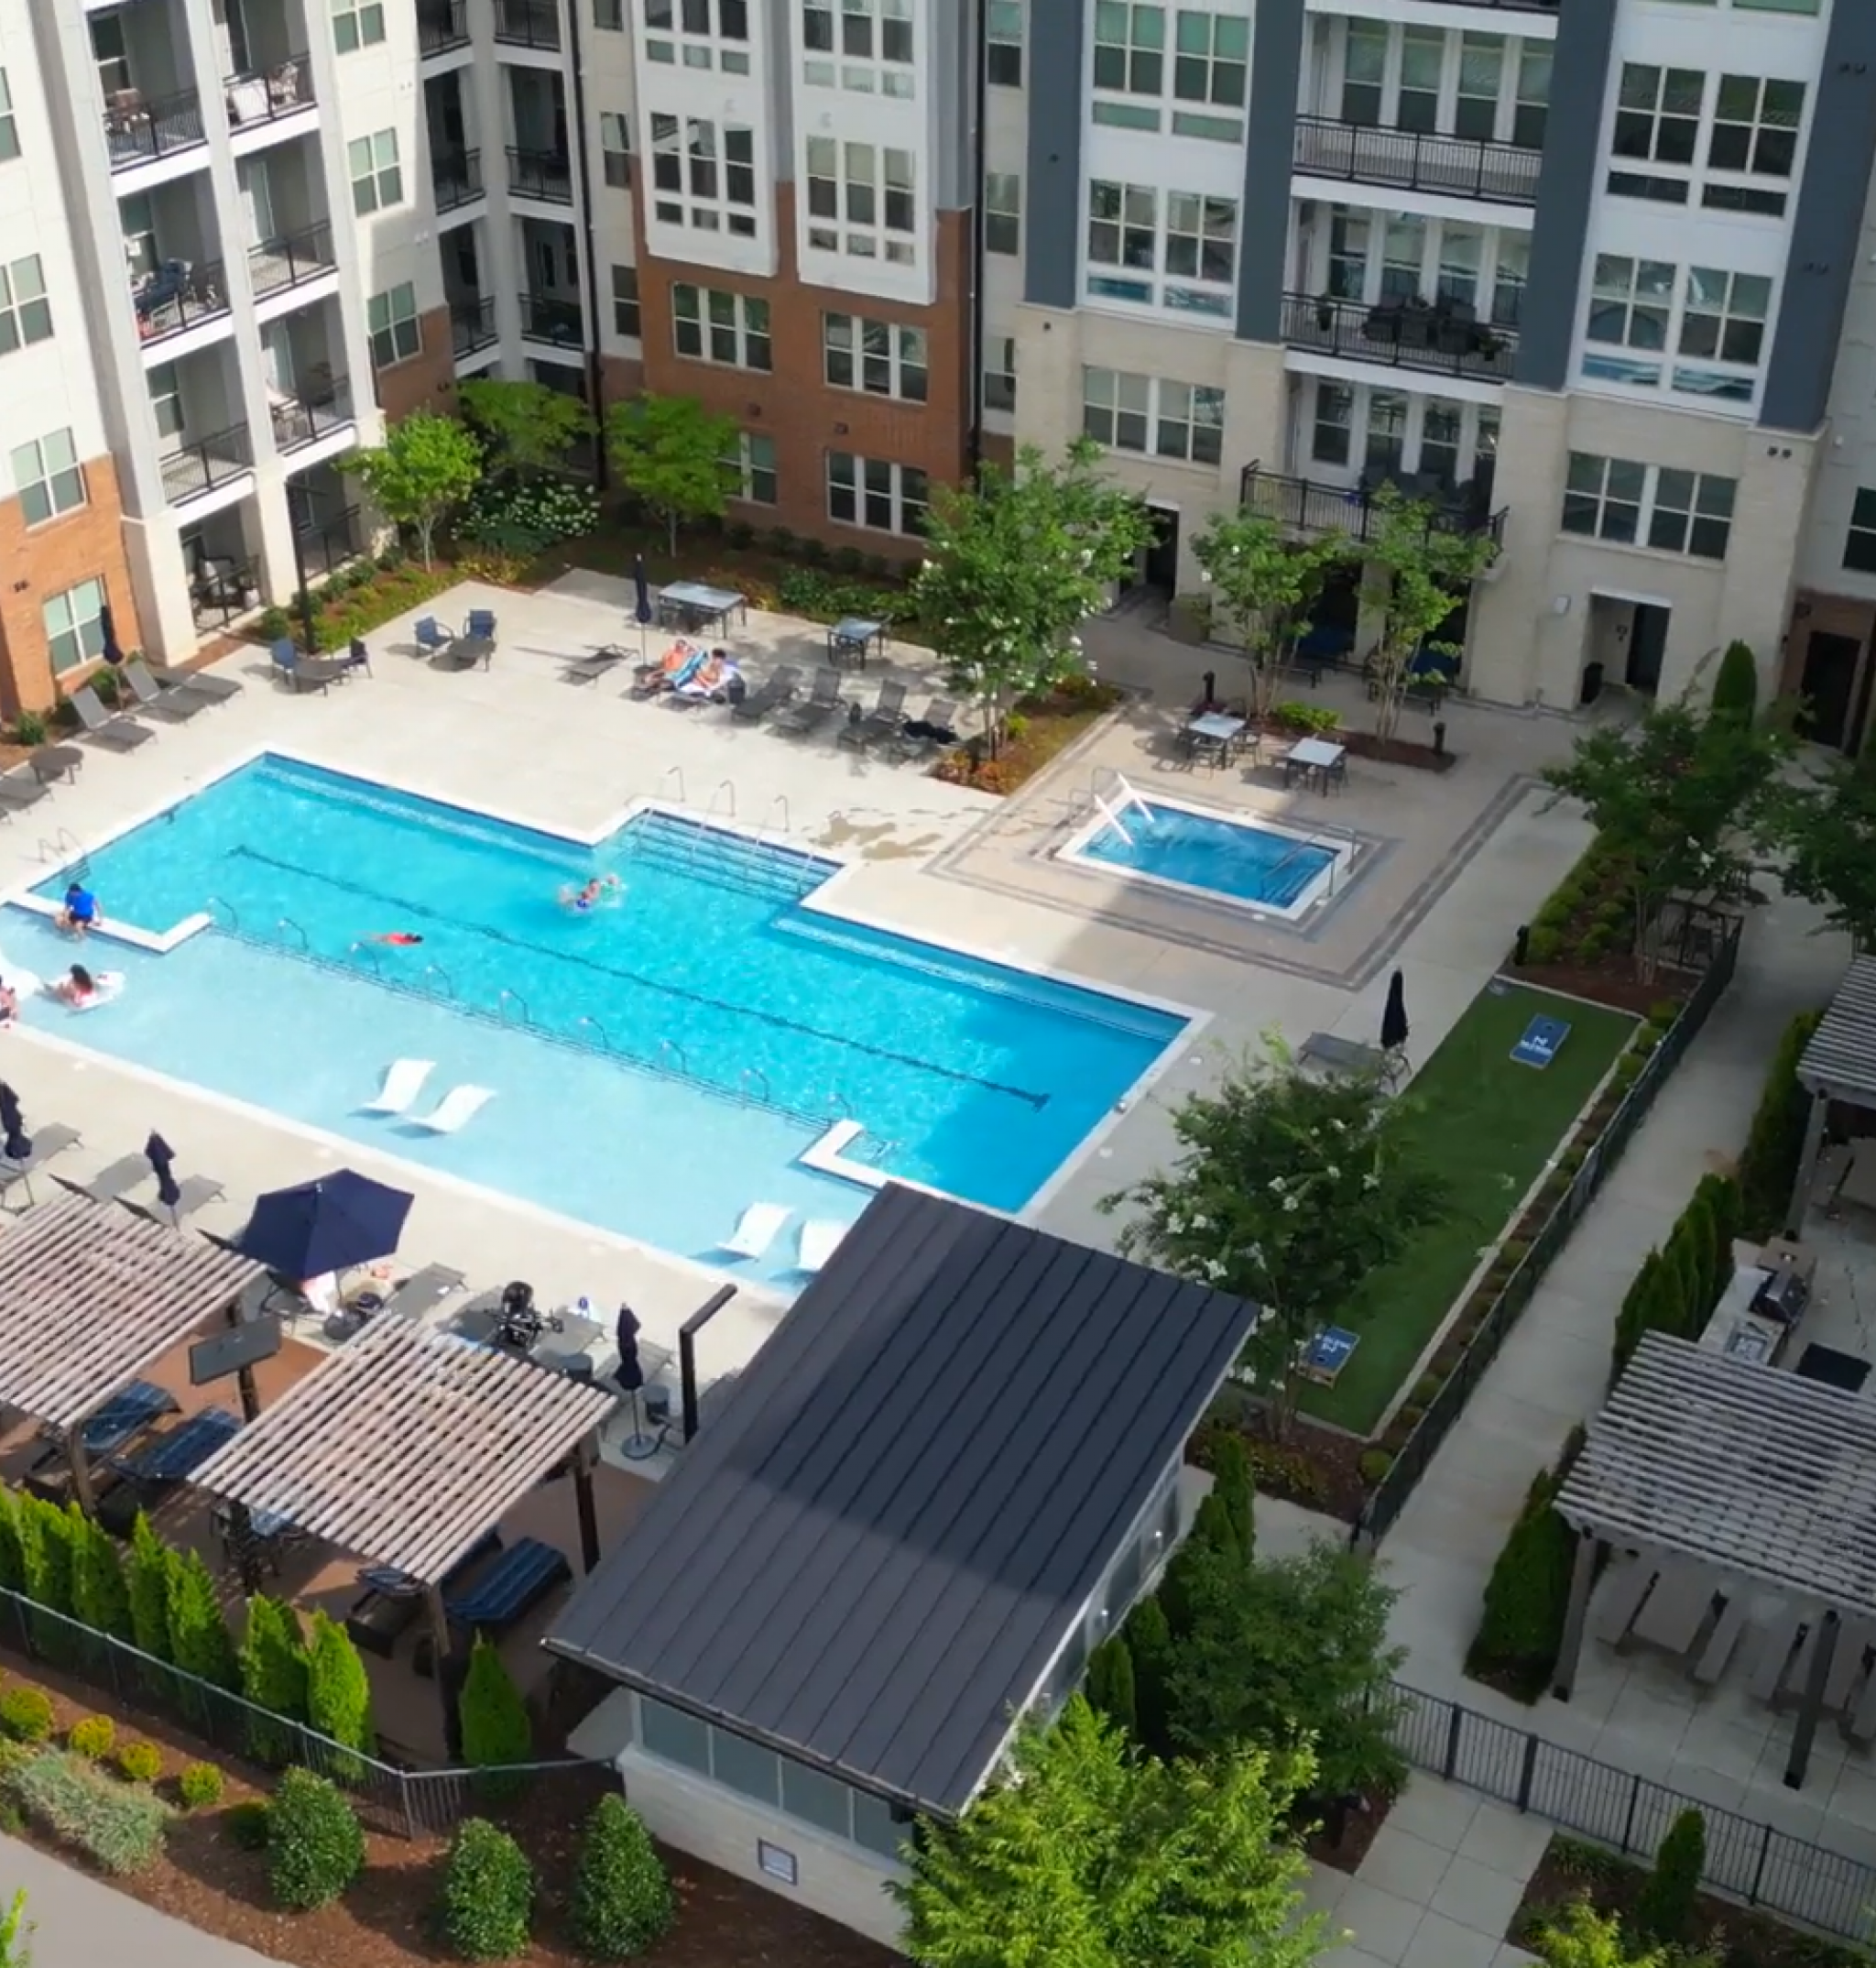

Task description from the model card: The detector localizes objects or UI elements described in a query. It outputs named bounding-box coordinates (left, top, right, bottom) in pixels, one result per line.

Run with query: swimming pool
left=4, top=757, right=1188, bottom=1288
left=1061, top=794, right=1354, bottom=919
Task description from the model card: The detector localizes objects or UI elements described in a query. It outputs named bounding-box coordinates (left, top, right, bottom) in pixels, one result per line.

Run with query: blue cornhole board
left=1300, top=1326, right=1359, bottom=1384
left=1511, top=1015, right=1571, bottom=1069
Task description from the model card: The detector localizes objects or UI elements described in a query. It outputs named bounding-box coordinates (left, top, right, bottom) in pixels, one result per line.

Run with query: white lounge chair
left=722, top=1202, right=789, bottom=1259
left=409, top=1085, right=495, bottom=1134
left=364, top=1058, right=435, bottom=1116
left=797, top=1219, right=847, bottom=1273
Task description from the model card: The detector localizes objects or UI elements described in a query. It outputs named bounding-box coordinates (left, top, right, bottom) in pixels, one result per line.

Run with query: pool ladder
left=38, top=828, right=89, bottom=882
left=499, top=988, right=530, bottom=1025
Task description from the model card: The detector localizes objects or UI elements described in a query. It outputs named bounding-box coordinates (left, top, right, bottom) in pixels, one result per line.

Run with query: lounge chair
left=630, top=640, right=703, bottom=697
left=798, top=1219, right=847, bottom=1272
left=0, top=772, right=50, bottom=816
left=0, top=1122, right=83, bottom=1205
left=730, top=664, right=801, bottom=722
left=348, top=1527, right=502, bottom=1658
left=146, top=660, right=240, bottom=702
left=771, top=667, right=845, bottom=735
left=121, top=661, right=212, bottom=721
left=722, top=1201, right=789, bottom=1258
left=409, top=1084, right=495, bottom=1133
left=563, top=646, right=627, bottom=684
left=57, top=1153, right=151, bottom=1205
left=838, top=678, right=908, bottom=750
left=445, top=1536, right=571, bottom=1635
left=70, top=685, right=151, bottom=749
left=894, top=696, right=959, bottom=761
left=376, top=1261, right=466, bottom=1321
left=60, top=1380, right=179, bottom=1460
left=109, top=1405, right=239, bottom=1486
left=363, top=1057, right=435, bottom=1115
left=125, top=1173, right=224, bottom=1226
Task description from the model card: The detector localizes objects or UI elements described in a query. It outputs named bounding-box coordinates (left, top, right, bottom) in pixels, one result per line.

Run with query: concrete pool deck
left=0, top=574, right=1594, bottom=1433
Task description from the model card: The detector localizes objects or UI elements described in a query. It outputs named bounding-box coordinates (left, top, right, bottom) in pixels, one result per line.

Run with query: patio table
left=657, top=581, right=747, bottom=636
left=1630, top=1564, right=1718, bottom=1656
left=1282, top=735, right=1345, bottom=792
left=1184, top=711, right=1245, bottom=768
left=828, top=617, right=887, bottom=670
left=30, top=746, right=82, bottom=785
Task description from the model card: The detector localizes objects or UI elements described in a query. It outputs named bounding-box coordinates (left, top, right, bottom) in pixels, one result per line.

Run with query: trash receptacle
left=1579, top=660, right=1605, bottom=706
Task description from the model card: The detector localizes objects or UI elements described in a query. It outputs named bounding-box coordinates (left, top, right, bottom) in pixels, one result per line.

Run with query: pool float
left=60, top=971, right=124, bottom=1011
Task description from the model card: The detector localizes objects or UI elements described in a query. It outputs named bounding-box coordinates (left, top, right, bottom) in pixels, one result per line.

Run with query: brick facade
left=373, top=307, right=459, bottom=423
left=0, top=455, right=141, bottom=718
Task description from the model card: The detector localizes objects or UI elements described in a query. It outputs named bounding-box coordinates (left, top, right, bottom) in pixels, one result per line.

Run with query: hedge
left=1467, top=1452, right=1578, bottom=1702
left=1610, top=1174, right=1741, bottom=1383
left=1736, top=1008, right=1825, bottom=1239
left=569, top=1795, right=674, bottom=1961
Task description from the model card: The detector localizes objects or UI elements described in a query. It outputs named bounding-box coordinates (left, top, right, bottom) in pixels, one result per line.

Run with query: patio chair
left=347, top=1526, right=502, bottom=1658
left=121, top=660, right=213, bottom=722
left=270, top=640, right=351, bottom=694
left=0, top=1122, right=83, bottom=1206
left=124, top=1173, right=225, bottom=1225
left=98, top=1405, right=242, bottom=1535
left=31, top=1379, right=178, bottom=1470
left=770, top=667, right=845, bottom=735
left=837, top=678, right=908, bottom=750
left=893, top=696, right=959, bottom=761
left=56, top=1153, right=151, bottom=1205
left=444, top=1535, right=572, bottom=1635
left=146, top=660, right=241, bottom=702
left=0, top=771, right=50, bottom=816
left=563, top=645, right=627, bottom=684
left=730, top=664, right=801, bottom=722
left=70, top=685, right=151, bottom=750
left=414, top=616, right=457, bottom=659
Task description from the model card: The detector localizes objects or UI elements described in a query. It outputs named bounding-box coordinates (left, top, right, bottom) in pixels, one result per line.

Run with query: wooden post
left=1551, top=1530, right=1599, bottom=1700
left=1787, top=1091, right=1829, bottom=1237
left=62, top=1425, right=95, bottom=1517
left=426, top=1584, right=457, bottom=1754
left=1785, top=1609, right=1838, bottom=1789
left=573, top=1438, right=601, bottom=1573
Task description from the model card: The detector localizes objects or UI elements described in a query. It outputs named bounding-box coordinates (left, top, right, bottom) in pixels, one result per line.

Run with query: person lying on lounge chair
left=633, top=639, right=700, bottom=694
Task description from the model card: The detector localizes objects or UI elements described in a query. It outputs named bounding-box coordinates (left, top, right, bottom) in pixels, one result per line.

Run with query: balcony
left=1281, top=292, right=1516, bottom=383
left=1293, top=115, right=1541, bottom=207
left=451, top=295, right=499, bottom=357
left=494, top=0, right=561, bottom=49
left=506, top=146, right=571, bottom=202
left=1239, top=463, right=1506, bottom=551
left=223, top=55, right=313, bottom=130
left=518, top=290, right=582, bottom=346
left=433, top=148, right=485, bottom=213
left=132, top=257, right=230, bottom=344
left=159, top=421, right=253, bottom=504
left=248, top=222, right=334, bottom=298
left=103, top=87, right=206, bottom=171
left=270, top=375, right=354, bottom=454
left=419, top=0, right=471, bottom=53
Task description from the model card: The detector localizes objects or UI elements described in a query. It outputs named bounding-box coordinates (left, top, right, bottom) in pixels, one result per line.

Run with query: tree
left=1358, top=491, right=1498, bottom=743
left=1085, top=1635, right=1138, bottom=1739
left=458, top=376, right=594, bottom=473
left=604, top=393, right=740, bottom=554
left=1102, top=1039, right=1445, bottom=1436
left=1159, top=1492, right=1241, bottom=1638
left=1469, top=1472, right=1573, bottom=1693
left=1192, top=513, right=1343, bottom=721
left=1711, top=639, right=1759, bottom=723
left=303, top=1610, right=375, bottom=1762
left=913, top=440, right=1152, bottom=755
left=1531, top=1898, right=1718, bottom=1968
left=166, top=1548, right=238, bottom=1691
left=0, top=1492, right=21, bottom=1598
left=1125, top=1597, right=1175, bottom=1759
left=346, top=410, right=483, bottom=570
left=570, top=1794, right=675, bottom=1961
left=1542, top=695, right=1788, bottom=981
left=125, top=1514, right=172, bottom=1664
left=0, top=1887, right=28, bottom=1968
left=1693, top=1172, right=1741, bottom=1279
left=459, top=1634, right=532, bottom=1781
left=240, top=1595, right=309, bottom=1766
left=1736, top=1009, right=1824, bottom=1238
left=69, top=1510, right=133, bottom=1644
left=1162, top=1539, right=1405, bottom=1805
left=1637, top=1806, right=1706, bottom=1943
left=1206, top=1433, right=1257, bottom=1559
left=1779, top=756, right=1876, bottom=951
left=897, top=1696, right=1325, bottom=1968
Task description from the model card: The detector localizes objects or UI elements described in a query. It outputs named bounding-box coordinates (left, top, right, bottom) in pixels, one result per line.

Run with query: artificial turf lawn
left=1300, top=981, right=1637, bottom=1436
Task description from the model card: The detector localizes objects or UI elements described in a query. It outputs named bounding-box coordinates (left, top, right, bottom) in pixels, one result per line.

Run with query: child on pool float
left=51, top=963, right=123, bottom=1009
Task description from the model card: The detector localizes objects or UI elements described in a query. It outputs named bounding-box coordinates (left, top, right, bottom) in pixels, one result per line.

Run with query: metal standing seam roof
left=0, top=1192, right=261, bottom=1430
left=545, top=1185, right=1263, bottom=1818
left=1798, top=956, right=1876, bottom=1105
left=1555, top=1330, right=1876, bottom=1617
left=190, top=1316, right=616, bottom=1582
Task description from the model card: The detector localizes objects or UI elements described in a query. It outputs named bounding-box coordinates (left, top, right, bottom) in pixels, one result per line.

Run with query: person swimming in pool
left=560, top=875, right=622, bottom=913
left=366, top=932, right=425, bottom=946
left=52, top=964, right=99, bottom=1007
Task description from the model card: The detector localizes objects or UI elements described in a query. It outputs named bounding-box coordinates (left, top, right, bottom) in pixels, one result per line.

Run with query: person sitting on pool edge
left=56, top=882, right=100, bottom=936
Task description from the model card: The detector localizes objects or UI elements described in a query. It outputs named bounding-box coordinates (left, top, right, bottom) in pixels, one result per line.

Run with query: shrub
left=1695, top=1171, right=1742, bottom=1278
left=1124, top=1594, right=1175, bottom=1757
left=256, top=606, right=291, bottom=643
left=13, top=710, right=47, bottom=748
left=1084, top=1635, right=1137, bottom=1738
left=115, top=1741, right=162, bottom=1785
left=1205, top=1430, right=1256, bottom=1560
left=178, top=1762, right=224, bottom=1809
left=70, top=1513, right=133, bottom=1645
left=456, top=473, right=602, bottom=556
left=1358, top=1448, right=1394, bottom=1485
left=570, top=1795, right=674, bottom=1961
left=18, top=1496, right=76, bottom=1631
left=267, top=1768, right=364, bottom=1911
left=66, top=1716, right=115, bottom=1762
left=0, top=1688, right=53, bottom=1744
left=1468, top=1471, right=1572, bottom=1699
left=166, top=1549, right=238, bottom=1691
left=831, top=544, right=866, bottom=575
left=125, top=1514, right=172, bottom=1665
left=228, top=1799, right=271, bottom=1850
left=1523, top=926, right=1563, bottom=966
left=240, top=1595, right=309, bottom=1767
left=1711, top=639, right=1759, bottom=722
left=762, top=525, right=796, bottom=554
left=723, top=520, right=755, bottom=548
left=437, top=1818, right=536, bottom=1962
left=798, top=534, right=830, bottom=565
left=303, top=1611, right=375, bottom=1762
left=459, top=1636, right=531, bottom=1787
left=12, top=1748, right=171, bottom=1875
left=1638, top=1806, right=1707, bottom=1942
left=1737, top=1009, right=1825, bottom=1238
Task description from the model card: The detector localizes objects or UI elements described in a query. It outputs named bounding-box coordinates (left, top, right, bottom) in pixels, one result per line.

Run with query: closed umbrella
left=615, top=1304, right=657, bottom=1460
left=145, top=1131, right=182, bottom=1211
left=0, top=1083, right=29, bottom=1164
left=1380, top=968, right=1410, bottom=1054
left=236, top=1168, right=412, bottom=1279
left=100, top=603, right=126, bottom=668
left=631, top=553, right=653, bottom=665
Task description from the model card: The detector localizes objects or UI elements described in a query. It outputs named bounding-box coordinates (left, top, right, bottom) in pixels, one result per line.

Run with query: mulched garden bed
left=1303, top=1787, right=1393, bottom=1875
left=932, top=683, right=1124, bottom=795
left=1192, top=1406, right=1369, bottom=1528
left=1335, top=728, right=1457, bottom=774
left=1510, top=957, right=1695, bottom=1020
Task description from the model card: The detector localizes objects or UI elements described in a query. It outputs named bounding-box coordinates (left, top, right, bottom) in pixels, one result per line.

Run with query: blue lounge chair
left=350, top=1528, right=503, bottom=1658
left=444, top=1536, right=570, bottom=1634
left=110, top=1405, right=239, bottom=1484
left=78, top=1380, right=179, bottom=1459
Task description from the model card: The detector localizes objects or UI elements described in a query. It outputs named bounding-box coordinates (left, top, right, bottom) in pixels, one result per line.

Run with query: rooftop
left=1799, top=956, right=1876, bottom=1108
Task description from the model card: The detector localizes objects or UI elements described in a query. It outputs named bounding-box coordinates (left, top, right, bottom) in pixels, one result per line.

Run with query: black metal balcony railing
left=494, top=0, right=561, bottom=49
left=419, top=0, right=471, bottom=53
left=222, top=54, right=313, bottom=128
left=1282, top=290, right=1518, bottom=383
left=518, top=290, right=583, bottom=345
left=291, top=502, right=365, bottom=580
left=1239, top=463, right=1508, bottom=551
left=451, top=295, right=499, bottom=357
left=159, top=422, right=254, bottom=504
left=190, top=556, right=260, bottom=630
left=132, top=257, right=231, bottom=344
left=506, top=146, right=572, bottom=202
left=247, top=222, right=335, bottom=298
left=1293, top=115, right=1542, bottom=205
left=104, top=87, right=206, bottom=170
left=271, top=377, right=354, bottom=454
left=432, top=148, right=485, bottom=213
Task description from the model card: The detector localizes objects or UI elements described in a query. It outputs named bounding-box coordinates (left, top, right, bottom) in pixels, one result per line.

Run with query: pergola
left=0, top=1192, right=261, bottom=1510
left=1554, top=1329, right=1876, bottom=1787
left=191, top=1317, right=616, bottom=1722
left=1787, top=956, right=1876, bottom=1230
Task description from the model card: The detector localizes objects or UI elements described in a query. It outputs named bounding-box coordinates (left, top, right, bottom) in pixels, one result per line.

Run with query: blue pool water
left=4, top=758, right=1184, bottom=1288
left=1075, top=802, right=1336, bottom=910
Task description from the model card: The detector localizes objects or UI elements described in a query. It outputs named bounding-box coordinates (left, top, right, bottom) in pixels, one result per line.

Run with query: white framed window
left=1303, top=379, right=1497, bottom=490
left=10, top=429, right=85, bottom=526
left=147, top=363, right=183, bottom=442
left=367, top=282, right=420, bottom=367
left=1082, top=366, right=1223, bottom=465
left=1320, top=204, right=1524, bottom=326
left=644, top=0, right=751, bottom=72
left=1092, top=1, right=1248, bottom=142
left=594, top=0, right=624, bottom=27
left=0, top=70, right=19, bottom=162
left=823, top=312, right=927, bottom=400
left=332, top=0, right=386, bottom=51
left=1561, top=454, right=1734, bottom=561
left=600, top=112, right=632, bottom=188
left=0, top=255, right=52, bottom=355
left=1649, top=469, right=1735, bottom=559
left=987, top=0, right=1022, bottom=85
left=1845, top=489, right=1876, bottom=576
left=649, top=115, right=758, bottom=236
left=43, top=577, right=107, bottom=675
left=1085, top=181, right=1236, bottom=320
left=726, top=431, right=777, bottom=504
left=1609, top=64, right=1805, bottom=216
left=611, top=265, right=640, bottom=336
left=1585, top=255, right=1674, bottom=371
left=827, top=453, right=928, bottom=534
left=986, top=172, right=1020, bottom=257
left=805, top=138, right=916, bottom=265
left=672, top=283, right=771, bottom=369
left=348, top=130, right=402, bottom=215
left=1707, top=73, right=1803, bottom=202
left=1329, top=20, right=1550, bottom=150
left=1582, top=258, right=1772, bottom=405
left=802, top=0, right=913, bottom=95
left=984, top=334, right=1016, bottom=413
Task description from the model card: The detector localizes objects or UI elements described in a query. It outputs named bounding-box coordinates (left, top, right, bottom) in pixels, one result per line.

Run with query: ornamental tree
left=914, top=439, right=1153, bottom=754
left=1192, top=512, right=1344, bottom=720
left=1359, top=491, right=1498, bottom=742
left=345, top=410, right=483, bottom=569
left=1778, top=755, right=1876, bottom=952
left=458, top=375, right=594, bottom=473
left=1101, top=1039, right=1445, bottom=1435
left=1530, top=1898, right=1718, bottom=1968
left=604, top=392, right=741, bottom=554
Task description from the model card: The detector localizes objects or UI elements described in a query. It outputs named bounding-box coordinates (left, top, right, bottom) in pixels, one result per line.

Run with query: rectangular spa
left=1061, top=793, right=1355, bottom=919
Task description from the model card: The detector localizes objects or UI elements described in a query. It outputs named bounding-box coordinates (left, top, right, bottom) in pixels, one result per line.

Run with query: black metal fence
left=0, top=1587, right=602, bottom=1840
left=1391, top=1681, right=1876, bottom=1944
left=1364, top=918, right=1744, bottom=1543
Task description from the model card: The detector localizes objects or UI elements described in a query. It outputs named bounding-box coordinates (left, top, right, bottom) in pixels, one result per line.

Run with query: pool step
left=624, top=815, right=829, bottom=903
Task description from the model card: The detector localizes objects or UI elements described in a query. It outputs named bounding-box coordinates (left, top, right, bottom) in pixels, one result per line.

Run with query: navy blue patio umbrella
left=1380, top=968, right=1410, bottom=1053
left=237, top=1168, right=413, bottom=1277
left=631, top=553, right=653, bottom=627
left=145, top=1131, right=182, bottom=1210
left=99, top=603, right=126, bottom=668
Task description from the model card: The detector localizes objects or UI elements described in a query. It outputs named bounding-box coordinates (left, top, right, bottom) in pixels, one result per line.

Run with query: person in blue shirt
left=56, top=883, right=100, bottom=936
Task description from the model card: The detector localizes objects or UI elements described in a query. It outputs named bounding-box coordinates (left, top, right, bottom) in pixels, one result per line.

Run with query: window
left=727, top=431, right=777, bottom=504
left=1581, top=260, right=1771, bottom=403
left=1649, top=469, right=1735, bottom=559
left=1561, top=454, right=1734, bottom=561
left=985, top=172, right=1020, bottom=256
left=600, top=112, right=632, bottom=188
left=1085, top=181, right=1235, bottom=319
left=1707, top=73, right=1803, bottom=180
left=984, top=333, right=1016, bottom=413
left=1171, top=8, right=1248, bottom=136
left=1083, top=366, right=1150, bottom=452
left=672, top=284, right=771, bottom=369
left=348, top=130, right=402, bottom=215
left=10, top=429, right=84, bottom=526
left=1609, top=62, right=1703, bottom=202
left=0, top=256, right=51, bottom=355
left=1675, top=267, right=1770, bottom=395
left=644, top=0, right=750, bottom=71
left=802, top=0, right=911, bottom=94
left=1562, top=453, right=1646, bottom=544
left=650, top=115, right=758, bottom=235
left=712, top=1730, right=781, bottom=1805
left=1846, top=490, right=1876, bottom=576
left=147, top=363, right=183, bottom=441
left=1609, top=64, right=1805, bottom=215
left=639, top=1700, right=710, bottom=1774
left=594, top=0, right=623, bottom=26
left=987, top=0, right=1022, bottom=85
left=1082, top=367, right=1223, bottom=465
left=42, top=578, right=106, bottom=676
left=805, top=139, right=915, bottom=264
left=827, top=453, right=928, bottom=534
left=0, top=70, right=18, bottom=162
left=1093, top=1, right=1245, bottom=139
left=610, top=264, right=640, bottom=337
left=331, top=0, right=385, bottom=51
left=1092, top=2, right=1163, bottom=104
left=1587, top=256, right=1674, bottom=356
left=1312, top=381, right=1353, bottom=465
left=1336, top=22, right=1548, bottom=149
left=366, top=281, right=420, bottom=366
left=1339, top=21, right=1382, bottom=123
left=823, top=313, right=927, bottom=400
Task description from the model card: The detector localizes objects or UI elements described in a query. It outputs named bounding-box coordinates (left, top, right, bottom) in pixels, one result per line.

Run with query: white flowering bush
left=457, top=472, right=601, bottom=555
